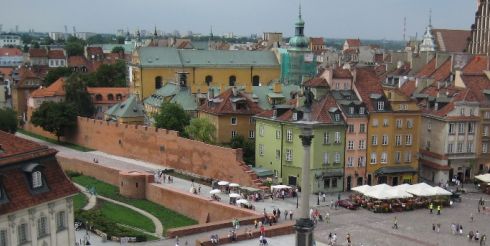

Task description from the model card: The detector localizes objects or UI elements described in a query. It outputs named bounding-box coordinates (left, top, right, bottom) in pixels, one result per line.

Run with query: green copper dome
left=289, top=36, right=309, bottom=49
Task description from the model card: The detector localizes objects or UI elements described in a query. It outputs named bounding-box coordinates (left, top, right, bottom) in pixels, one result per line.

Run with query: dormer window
left=334, top=114, right=340, bottom=122
left=22, top=163, right=48, bottom=193
left=32, top=171, right=43, bottom=188
left=349, top=107, right=354, bottom=115
left=377, top=101, right=385, bottom=111
left=359, top=107, right=365, bottom=115
left=292, top=112, right=298, bottom=121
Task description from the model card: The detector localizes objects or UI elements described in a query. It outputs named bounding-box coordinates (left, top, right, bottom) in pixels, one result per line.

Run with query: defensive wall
left=25, top=117, right=261, bottom=187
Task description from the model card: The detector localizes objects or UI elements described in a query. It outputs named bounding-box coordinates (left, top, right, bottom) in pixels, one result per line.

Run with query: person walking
left=436, top=223, right=440, bottom=233
left=322, top=193, right=326, bottom=202
left=346, top=233, right=352, bottom=246
left=284, top=210, right=288, bottom=220
left=480, top=234, right=486, bottom=246
left=432, top=223, right=436, bottom=232
left=476, top=231, right=481, bottom=242
left=429, top=203, right=433, bottom=214
left=392, top=217, right=398, bottom=229
left=289, top=210, right=293, bottom=220
left=470, top=231, right=475, bottom=241
left=471, top=212, right=474, bottom=222
left=437, top=205, right=441, bottom=215
left=325, top=212, right=330, bottom=224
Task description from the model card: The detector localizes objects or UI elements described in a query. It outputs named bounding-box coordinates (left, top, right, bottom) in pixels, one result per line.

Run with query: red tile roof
left=346, top=39, right=361, bottom=47
left=199, top=88, right=263, bottom=115
left=430, top=58, right=452, bottom=82
left=416, top=57, right=437, bottom=78
left=0, top=131, right=78, bottom=215
left=353, top=67, right=384, bottom=111
left=0, top=68, right=13, bottom=76
left=303, top=77, right=328, bottom=87
left=48, top=50, right=65, bottom=59
left=28, top=48, right=48, bottom=58
left=462, top=55, right=488, bottom=75
left=86, top=47, right=103, bottom=57
left=68, top=56, right=88, bottom=67
left=432, top=29, right=471, bottom=53
left=374, top=53, right=384, bottom=64
left=460, top=74, right=490, bottom=103
left=333, top=68, right=352, bottom=79
left=399, top=80, right=416, bottom=97
left=310, top=37, right=324, bottom=46
left=0, top=48, right=22, bottom=56
left=30, top=77, right=66, bottom=98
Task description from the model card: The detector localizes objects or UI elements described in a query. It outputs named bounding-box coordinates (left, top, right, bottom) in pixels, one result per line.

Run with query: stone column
left=295, top=126, right=314, bottom=246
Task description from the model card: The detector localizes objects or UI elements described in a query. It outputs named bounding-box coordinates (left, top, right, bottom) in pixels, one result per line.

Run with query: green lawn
left=18, top=129, right=94, bottom=152
left=73, top=193, right=88, bottom=211
left=98, top=200, right=155, bottom=233
left=71, top=175, right=197, bottom=234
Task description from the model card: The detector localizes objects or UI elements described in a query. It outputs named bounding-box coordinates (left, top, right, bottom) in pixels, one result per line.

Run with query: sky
left=2, top=0, right=477, bottom=40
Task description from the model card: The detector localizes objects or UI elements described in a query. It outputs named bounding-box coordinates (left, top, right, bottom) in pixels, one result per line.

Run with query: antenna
left=403, top=17, right=407, bottom=41
left=429, top=9, right=432, bottom=27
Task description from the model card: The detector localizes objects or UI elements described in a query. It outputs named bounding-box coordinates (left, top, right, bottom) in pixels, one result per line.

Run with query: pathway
left=73, top=183, right=97, bottom=211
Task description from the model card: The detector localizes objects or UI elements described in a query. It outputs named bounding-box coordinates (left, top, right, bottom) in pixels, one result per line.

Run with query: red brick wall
left=24, top=117, right=258, bottom=187
left=57, top=156, right=120, bottom=186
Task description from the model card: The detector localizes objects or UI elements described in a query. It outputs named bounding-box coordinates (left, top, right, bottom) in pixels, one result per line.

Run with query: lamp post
left=295, top=125, right=314, bottom=246
left=296, top=188, right=299, bottom=208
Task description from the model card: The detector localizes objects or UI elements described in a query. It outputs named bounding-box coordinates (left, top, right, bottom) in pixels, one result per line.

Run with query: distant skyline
left=2, top=0, right=477, bottom=40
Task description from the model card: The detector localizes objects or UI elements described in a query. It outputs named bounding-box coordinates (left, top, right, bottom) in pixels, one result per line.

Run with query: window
left=292, top=113, right=298, bottom=121
left=370, top=152, right=377, bottom=164
left=38, top=216, right=49, bottom=238
left=447, top=143, right=454, bottom=153
left=483, top=143, right=488, bottom=153
left=323, top=153, right=329, bottom=165
left=95, top=94, right=103, bottom=101
left=407, top=119, right=413, bottom=129
left=359, top=107, right=365, bottom=115
left=18, top=223, right=28, bottom=244
left=359, top=124, right=366, bottom=133
left=332, top=178, right=338, bottom=188
left=334, top=114, right=340, bottom=122
left=286, top=129, right=293, bottom=142
left=347, top=141, right=354, bottom=150
left=155, top=76, right=163, bottom=89
left=377, top=101, right=385, bottom=111
left=485, top=112, right=490, bottom=119
left=449, top=123, right=456, bottom=134
left=395, top=135, right=401, bottom=146
left=358, top=157, right=366, bottom=167
left=372, top=119, right=379, bottom=127
left=359, top=140, right=366, bottom=149
left=371, top=135, right=378, bottom=145
left=32, top=171, right=43, bottom=188
left=383, top=119, right=389, bottom=127
left=275, top=149, right=281, bottom=160
left=460, top=108, right=465, bottom=116
left=231, top=131, right=237, bottom=138
left=0, top=230, right=7, bottom=246
left=259, top=125, right=264, bottom=137
left=382, top=135, right=388, bottom=145
left=380, top=152, right=387, bottom=164
left=484, top=126, right=489, bottom=137
left=323, top=132, right=330, bottom=144
left=229, top=75, right=236, bottom=86
left=231, top=117, right=237, bottom=125
left=249, top=117, right=255, bottom=124
left=468, top=122, right=475, bottom=134
left=347, top=157, right=354, bottom=167
left=275, top=130, right=281, bottom=139
left=470, top=109, right=474, bottom=116
left=205, top=75, right=213, bottom=86
left=252, top=75, right=260, bottom=86
left=404, top=152, right=412, bottom=163
left=259, top=144, right=264, bottom=156
left=324, top=178, right=330, bottom=188
left=395, top=151, right=401, bottom=163
left=56, top=211, right=66, bottom=231
left=249, top=130, right=255, bottom=139
left=334, top=152, right=341, bottom=163
left=405, top=135, right=412, bottom=145
left=396, top=119, right=403, bottom=128
left=349, top=107, right=354, bottom=115
left=285, top=149, right=293, bottom=161
left=458, top=123, right=465, bottom=134
left=457, top=142, right=463, bottom=153
left=467, top=142, right=474, bottom=153
left=348, top=124, right=354, bottom=133
left=334, top=132, right=341, bottom=143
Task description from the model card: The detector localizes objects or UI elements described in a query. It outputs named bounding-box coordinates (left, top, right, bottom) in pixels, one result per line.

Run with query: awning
left=323, top=170, right=344, bottom=177
left=374, top=166, right=417, bottom=175
left=252, top=167, right=274, bottom=177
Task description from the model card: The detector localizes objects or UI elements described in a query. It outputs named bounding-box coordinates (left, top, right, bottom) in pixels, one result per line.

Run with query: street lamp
left=296, top=188, right=299, bottom=208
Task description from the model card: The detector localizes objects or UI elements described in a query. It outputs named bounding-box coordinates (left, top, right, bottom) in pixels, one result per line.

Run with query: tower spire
left=429, top=8, right=432, bottom=27
left=299, top=3, right=302, bottom=20
left=154, top=26, right=158, bottom=37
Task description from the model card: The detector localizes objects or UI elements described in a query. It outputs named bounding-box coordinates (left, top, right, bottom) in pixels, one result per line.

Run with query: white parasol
left=218, top=181, right=230, bottom=186
left=229, top=193, right=241, bottom=198
left=229, top=183, right=240, bottom=187
left=236, top=199, right=250, bottom=205
left=432, top=186, right=452, bottom=196
left=209, top=189, right=221, bottom=194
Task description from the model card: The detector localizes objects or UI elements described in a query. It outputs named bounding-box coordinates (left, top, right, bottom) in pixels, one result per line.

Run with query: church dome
left=289, top=36, right=309, bottom=49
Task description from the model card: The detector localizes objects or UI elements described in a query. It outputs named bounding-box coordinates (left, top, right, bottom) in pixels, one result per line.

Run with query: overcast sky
left=2, top=0, right=477, bottom=40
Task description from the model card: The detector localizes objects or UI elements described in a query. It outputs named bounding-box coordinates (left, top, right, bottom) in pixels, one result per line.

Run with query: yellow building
left=129, top=47, right=280, bottom=100
left=354, top=68, right=420, bottom=185
left=198, top=87, right=262, bottom=144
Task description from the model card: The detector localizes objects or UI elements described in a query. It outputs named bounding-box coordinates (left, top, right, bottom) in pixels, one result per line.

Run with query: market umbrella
left=229, top=183, right=240, bottom=187
left=236, top=199, right=250, bottom=205
left=218, top=181, right=230, bottom=186
left=229, top=193, right=241, bottom=198
left=351, top=185, right=372, bottom=194
left=432, top=187, right=452, bottom=196
left=209, top=189, right=221, bottom=194
left=475, top=174, right=490, bottom=183
left=406, top=183, right=437, bottom=197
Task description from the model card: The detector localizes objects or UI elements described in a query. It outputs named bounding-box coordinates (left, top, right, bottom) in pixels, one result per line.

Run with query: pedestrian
left=281, top=189, right=285, bottom=200
left=470, top=231, right=475, bottom=241
left=328, top=233, right=332, bottom=243
left=338, top=193, right=341, bottom=201
left=476, top=231, right=481, bottom=241
left=346, top=233, right=352, bottom=246
left=432, top=223, right=436, bottom=232
left=451, top=223, right=456, bottom=235
left=332, top=233, right=337, bottom=244
left=322, top=193, right=326, bottom=202
left=478, top=205, right=481, bottom=213
left=289, top=210, right=293, bottom=220
left=392, top=216, right=398, bottom=229
left=260, top=225, right=265, bottom=236
left=284, top=210, right=288, bottom=220
left=429, top=202, right=433, bottom=214
left=325, top=212, right=330, bottom=223
left=277, top=208, right=281, bottom=220
left=471, top=212, right=474, bottom=222
left=436, top=223, right=440, bottom=233
left=330, top=199, right=334, bottom=208
left=459, top=225, right=464, bottom=235
left=198, top=185, right=201, bottom=194
left=437, top=205, right=441, bottom=215
left=481, top=234, right=486, bottom=246
left=254, top=219, right=258, bottom=229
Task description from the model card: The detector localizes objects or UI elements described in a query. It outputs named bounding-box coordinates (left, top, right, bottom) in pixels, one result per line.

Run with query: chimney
left=273, top=82, right=282, bottom=94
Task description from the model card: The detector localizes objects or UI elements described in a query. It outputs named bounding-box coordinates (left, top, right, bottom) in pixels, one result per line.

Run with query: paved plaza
left=18, top=133, right=490, bottom=246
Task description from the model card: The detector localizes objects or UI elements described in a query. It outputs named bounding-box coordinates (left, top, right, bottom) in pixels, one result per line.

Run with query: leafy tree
left=154, top=102, right=190, bottom=133
left=65, top=73, right=95, bottom=117
left=22, top=44, right=29, bottom=52
left=86, top=34, right=106, bottom=44
left=230, top=135, right=255, bottom=166
left=184, top=118, right=216, bottom=144
left=0, top=108, right=18, bottom=133
left=111, top=46, right=125, bottom=54
left=43, top=67, right=73, bottom=86
left=116, top=36, right=126, bottom=44
left=21, top=34, right=33, bottom=44
left=32, top=42, right=40, bottom=49
left=65, top=42, right=84, bottom=57
left=91, top=60, right=127, bottom=87
left=31, top=102, right=77, bottom=142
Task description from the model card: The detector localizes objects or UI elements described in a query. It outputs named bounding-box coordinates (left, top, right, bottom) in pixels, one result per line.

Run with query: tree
left=31, top=102, right=77, bottom=142
left=43, top=67, right=73, bottom=86
left=111, top=46, right=125, bottom=54
left=230, top=135, right=255, bottom=166
left=91, top=60, right=127, bottom=87
left=65, top=42, right=84, bottom=57
left=0, top=109, right=18, bottom=133
left=64, top=73, right=95, bottom=117
left=154, top=102, right=190, bottom=133
left=184, top=118, right=216, bottom=144
left=32, top=42, right=40, bottom=49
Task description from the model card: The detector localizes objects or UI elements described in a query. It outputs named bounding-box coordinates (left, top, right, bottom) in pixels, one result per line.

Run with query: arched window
left=116, top=94, right=122, bottom=101
left=95, top=94, right=103, bottom=101
left=252, top=75, right=260, bottom=86
left=229, top=75, right=236, bottom=86
left=107, top=94, right=114, bottom=101
left=32, top=171, right=43, bottom=188
left=205, top=75, right=213, bottom=86
left=155, top=76, right=163, bottom=89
